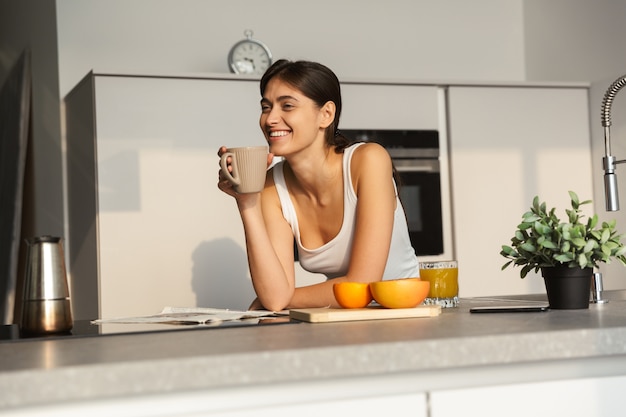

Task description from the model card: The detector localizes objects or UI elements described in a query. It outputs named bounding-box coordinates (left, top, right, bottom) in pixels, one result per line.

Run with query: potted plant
left=500, top=191, right=626, bottom=309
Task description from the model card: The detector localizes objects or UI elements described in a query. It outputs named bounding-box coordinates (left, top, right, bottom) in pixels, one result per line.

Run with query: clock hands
left=236, top=58, right=255, bottom=74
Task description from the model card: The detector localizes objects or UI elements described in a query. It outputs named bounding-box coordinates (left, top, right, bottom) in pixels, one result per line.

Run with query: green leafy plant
left=501, top=191, right=626, bottom=278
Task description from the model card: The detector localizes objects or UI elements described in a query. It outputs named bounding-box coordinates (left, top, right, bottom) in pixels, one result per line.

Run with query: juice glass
left=419, top=260, right=458, bottom=308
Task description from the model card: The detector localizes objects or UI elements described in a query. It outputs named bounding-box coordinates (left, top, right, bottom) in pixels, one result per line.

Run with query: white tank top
left=272, top=143, right=420, bottom=280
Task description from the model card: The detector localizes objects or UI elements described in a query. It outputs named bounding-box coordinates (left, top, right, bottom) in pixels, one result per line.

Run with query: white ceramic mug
left=220, top=146, right=268, bottom=193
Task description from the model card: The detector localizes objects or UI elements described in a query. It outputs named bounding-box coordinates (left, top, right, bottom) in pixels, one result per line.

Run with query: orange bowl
left=369, top=278, right=429, bottom=309
left=333, top=282, right=373, bottom=309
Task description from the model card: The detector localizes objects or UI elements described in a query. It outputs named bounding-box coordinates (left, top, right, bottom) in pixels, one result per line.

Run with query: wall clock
left=228, top=30, right=273, bottom=76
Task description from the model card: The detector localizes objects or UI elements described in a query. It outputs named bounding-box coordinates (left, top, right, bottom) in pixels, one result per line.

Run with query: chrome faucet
left=590, top=271, right=609, bottom=304
left=594, top=76, right=626, bottom=304
left=601, top=74, right=626, bottom=211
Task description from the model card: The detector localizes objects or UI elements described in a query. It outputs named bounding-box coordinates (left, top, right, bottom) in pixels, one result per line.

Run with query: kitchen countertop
left=3, top=293, right=626, bottom=411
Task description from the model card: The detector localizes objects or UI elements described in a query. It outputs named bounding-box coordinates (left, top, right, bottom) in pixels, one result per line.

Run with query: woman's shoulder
left=348, top=142, right=393, bottom=191
left=261, top=165, right=281, bottom=206
left=350, top=141, right=392, bottom=166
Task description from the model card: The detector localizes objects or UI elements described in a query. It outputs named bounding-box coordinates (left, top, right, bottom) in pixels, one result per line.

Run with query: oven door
left=395, top=161, right=444, bottom=256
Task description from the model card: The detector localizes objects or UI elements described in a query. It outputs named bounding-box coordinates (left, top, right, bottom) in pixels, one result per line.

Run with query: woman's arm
left=218, top=147, right=297, bottom=311
left=241, top=176, right=298, bottom=311
left=345, top=142, right=397, bottom=281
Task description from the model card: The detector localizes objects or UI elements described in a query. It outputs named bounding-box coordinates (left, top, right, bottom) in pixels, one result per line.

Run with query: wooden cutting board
left=289, top=305, right=441, bottom=323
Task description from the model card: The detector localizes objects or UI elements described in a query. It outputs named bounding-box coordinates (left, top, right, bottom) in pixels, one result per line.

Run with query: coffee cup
left=220, top=146, right=269, bottom=193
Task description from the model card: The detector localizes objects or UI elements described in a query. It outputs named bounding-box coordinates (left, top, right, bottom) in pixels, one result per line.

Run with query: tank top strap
left=272, top=161, right=300, bottom=239
left=343, top=142, right=366, bottom=203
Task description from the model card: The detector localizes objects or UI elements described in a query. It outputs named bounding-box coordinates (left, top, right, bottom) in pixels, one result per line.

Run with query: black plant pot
left=541, top=266, right=592, bottom=309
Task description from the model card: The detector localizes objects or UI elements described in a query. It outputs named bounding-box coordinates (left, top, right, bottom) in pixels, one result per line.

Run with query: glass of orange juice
left=419, top=260, right=458, bottom=308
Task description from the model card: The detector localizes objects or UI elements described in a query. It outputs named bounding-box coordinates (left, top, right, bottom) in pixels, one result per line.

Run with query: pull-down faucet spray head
left=601, top=74, right=626, bottom=211
left=604, top=154, right=619, bottom=211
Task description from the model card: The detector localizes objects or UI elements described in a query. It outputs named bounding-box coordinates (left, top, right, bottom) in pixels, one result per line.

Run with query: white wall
left=523, top=0, right=626, bottom=84
left=55, top=0, right=526, bottom=97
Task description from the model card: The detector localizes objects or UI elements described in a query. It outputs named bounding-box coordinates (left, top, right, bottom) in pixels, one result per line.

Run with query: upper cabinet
left=340, top=84, right=440, bottom=130
left=66, top=74, right=263, bottom=319
left=447, top=85, right=593, bottom=297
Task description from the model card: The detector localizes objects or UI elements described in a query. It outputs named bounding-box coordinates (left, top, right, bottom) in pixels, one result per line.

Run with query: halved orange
left=369, top=278, right=429, bottom=309
left=333, top=282, right=373, bottom=309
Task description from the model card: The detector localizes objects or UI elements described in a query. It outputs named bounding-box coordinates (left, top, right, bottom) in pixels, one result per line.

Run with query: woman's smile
left=259, top=78, right=323, bottom=151
left=268, top=130, right=291, bottom=139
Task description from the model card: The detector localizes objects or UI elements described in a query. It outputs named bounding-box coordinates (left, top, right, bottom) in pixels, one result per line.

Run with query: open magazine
left=91, top=306, right=287, bottom=326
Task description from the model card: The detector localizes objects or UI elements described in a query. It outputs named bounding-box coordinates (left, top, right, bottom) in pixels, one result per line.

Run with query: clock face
left=229, top=40, right=272, bottom=75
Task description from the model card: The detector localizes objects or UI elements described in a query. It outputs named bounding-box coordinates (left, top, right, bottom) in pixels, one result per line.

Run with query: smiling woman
left=217, top=60, right=421, bottom=311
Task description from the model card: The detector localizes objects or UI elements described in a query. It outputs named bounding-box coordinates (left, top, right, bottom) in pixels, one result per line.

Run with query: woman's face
left=259, top=78, right=333, bottom=157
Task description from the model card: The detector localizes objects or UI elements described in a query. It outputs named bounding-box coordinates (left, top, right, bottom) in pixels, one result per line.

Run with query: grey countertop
left=3, top=293, right=626, bottom=410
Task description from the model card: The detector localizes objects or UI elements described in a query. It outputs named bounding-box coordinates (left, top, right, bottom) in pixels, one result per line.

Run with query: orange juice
left=419, top=261, right=458, bottom=307
left=419, top=267, right=458, bottom=298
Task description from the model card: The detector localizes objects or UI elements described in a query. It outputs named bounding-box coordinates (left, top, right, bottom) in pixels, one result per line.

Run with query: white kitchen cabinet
left=430, top=375, right=626, bottom=417
left=340, top=83, right=440, bottom=130
left=204, top=392, right=428, bottom=417
left=66, top=73, right=265, bottom=319
left=447, top=85, right=593, bottom=297
left=3, top=383, right=428, bottom=417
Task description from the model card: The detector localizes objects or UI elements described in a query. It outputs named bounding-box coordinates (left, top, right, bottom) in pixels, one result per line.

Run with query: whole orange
left=333, top=282, right=373, bottom=309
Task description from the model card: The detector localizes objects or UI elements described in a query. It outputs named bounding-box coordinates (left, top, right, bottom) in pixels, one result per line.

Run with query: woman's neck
left=284, top=145, right=342, bottom=203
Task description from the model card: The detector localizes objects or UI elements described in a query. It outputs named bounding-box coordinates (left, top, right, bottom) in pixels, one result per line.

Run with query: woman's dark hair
left=260, top=59, right=352, bottom=152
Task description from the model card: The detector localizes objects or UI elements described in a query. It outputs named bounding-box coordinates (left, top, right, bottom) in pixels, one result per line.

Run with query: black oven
left=343, top=130, right=444, bottom=256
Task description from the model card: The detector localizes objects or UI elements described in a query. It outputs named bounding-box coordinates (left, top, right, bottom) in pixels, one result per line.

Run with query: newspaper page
left=91, top=306, right=286, bottom=326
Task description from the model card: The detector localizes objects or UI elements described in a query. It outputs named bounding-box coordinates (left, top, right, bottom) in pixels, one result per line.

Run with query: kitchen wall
left=2, top=0, right=626, bottom=307
left=54, top=0, right=526, bottom=97
left=524, top=0, right=626, bottom=84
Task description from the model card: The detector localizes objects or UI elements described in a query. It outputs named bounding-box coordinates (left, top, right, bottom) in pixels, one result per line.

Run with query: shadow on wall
left=191, top=238, right=256, bottom=311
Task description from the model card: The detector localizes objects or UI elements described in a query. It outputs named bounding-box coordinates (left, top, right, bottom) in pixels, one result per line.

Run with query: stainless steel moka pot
left=20, top=236, right=73, bottom=334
